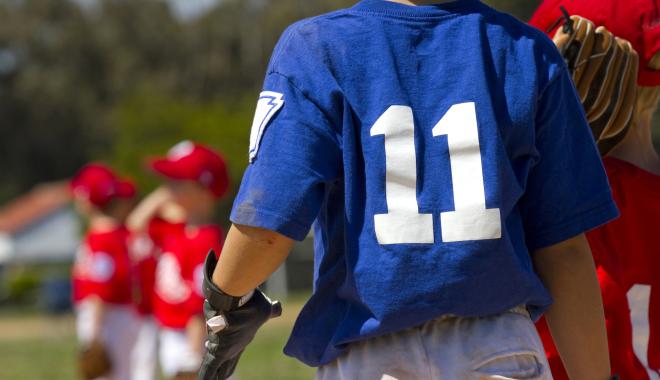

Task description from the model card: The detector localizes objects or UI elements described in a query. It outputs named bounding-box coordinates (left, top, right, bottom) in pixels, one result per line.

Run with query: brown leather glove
left=79, top=339, right=112, bottom=380
left=551, top=12, right=639, bottom=155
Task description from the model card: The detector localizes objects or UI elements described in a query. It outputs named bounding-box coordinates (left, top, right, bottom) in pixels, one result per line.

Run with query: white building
left=0, top=182, right=80, bottom=265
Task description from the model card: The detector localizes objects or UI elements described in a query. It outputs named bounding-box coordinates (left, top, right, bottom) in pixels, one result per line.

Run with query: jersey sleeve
left=230, top=71, right=342, bottom=241
left=518, top=66, right=619, bottom=251
left=84, top=237, right=121, bottom=302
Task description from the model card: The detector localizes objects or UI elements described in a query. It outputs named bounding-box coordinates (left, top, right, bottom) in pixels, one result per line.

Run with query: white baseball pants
left=76, top=301, right=138, bottom=380
left=316, top=306, right=552, bottom=380
left=131, top=316, right=159, bottom=380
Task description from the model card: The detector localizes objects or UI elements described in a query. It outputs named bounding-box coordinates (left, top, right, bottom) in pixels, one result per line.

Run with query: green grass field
left=0, top=299, right=315, bottom=380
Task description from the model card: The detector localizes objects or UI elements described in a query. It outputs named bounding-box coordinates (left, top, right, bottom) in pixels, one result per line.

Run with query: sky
left=166, top=0, right=220, bottom=20
left=71, top=0, right=221, bottom=20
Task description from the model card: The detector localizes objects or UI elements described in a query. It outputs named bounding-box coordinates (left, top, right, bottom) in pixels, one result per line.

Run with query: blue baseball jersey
left=231, top=0, right=618, bottom=367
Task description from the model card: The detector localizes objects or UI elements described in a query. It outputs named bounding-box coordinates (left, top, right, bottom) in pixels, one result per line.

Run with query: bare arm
left=186, top=315, right=206, bottom=356
left=533, top=233, right=610, bottom=380
left=211, top=224, right=295, bottom=296
left=88, top=296, right=106, bottom=343
left=126, top=187, right=185, bottom=232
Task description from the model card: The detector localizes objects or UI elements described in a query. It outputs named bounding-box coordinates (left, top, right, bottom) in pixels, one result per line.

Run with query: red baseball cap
left=529, top=0, right=660, bottom=86
left=149, top=141, right=230, bottom=199
left=70, top=163, right=136, bottom=208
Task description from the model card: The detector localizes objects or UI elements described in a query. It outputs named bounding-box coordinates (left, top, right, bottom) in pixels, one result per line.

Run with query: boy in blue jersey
left=198, top=1, right=617, bottom=379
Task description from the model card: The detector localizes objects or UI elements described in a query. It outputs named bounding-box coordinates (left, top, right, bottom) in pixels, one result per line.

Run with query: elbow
left=532, top=233, right=595, bottom=274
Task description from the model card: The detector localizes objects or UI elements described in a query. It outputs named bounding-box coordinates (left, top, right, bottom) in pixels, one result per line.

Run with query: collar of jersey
left=352, top=0, right=482, bottom=18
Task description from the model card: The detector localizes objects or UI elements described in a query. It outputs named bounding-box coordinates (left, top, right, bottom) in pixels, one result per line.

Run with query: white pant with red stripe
left=159, top=328, right=203, bottom=377
left=158, top=328, right=238, bottom=379
left=76, top=300, right=138, bottom=380
left=131, top=315, right=159, bottom=380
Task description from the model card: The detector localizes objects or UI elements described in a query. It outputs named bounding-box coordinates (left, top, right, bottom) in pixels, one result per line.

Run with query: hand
left=186, top=316, right=206, bottom=358
left=198, top=251, right=282, bottom=380
left=126, top=186, right=179, bottom=231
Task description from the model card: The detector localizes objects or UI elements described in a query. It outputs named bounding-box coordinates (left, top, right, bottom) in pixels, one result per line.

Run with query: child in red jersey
left=127, top=190, right=186, bottom=380
left=586, top=86, right=660, bottom=379
left=130, top=141, right=230, bottom=379
left=530, top=0, right=660, bottom=378
left=71, top=163, right=138, bottom=380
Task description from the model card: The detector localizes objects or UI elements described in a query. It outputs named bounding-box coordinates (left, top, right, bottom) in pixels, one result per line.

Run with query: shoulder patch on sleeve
left=90, top=252, right=115, bottom=282
left=249, top=91, right=285, bottom=163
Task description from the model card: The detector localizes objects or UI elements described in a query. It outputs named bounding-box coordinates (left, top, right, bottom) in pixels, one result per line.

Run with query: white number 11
left=370, top=103, right=501, bottom=245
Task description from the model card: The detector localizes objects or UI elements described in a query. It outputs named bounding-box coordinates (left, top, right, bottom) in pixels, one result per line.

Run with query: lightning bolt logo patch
left=249, top=91, right=285, bottom=162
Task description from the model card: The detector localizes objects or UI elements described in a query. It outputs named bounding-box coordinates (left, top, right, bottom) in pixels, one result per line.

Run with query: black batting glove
left=197, top=250, right=282, bottom=380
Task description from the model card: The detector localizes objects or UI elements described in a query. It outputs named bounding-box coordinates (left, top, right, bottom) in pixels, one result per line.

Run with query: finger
left=570, top=16, right=596, bottom=89
left=579, top=26, right=614, bottom=106
left=589, top=38, right=632, bottom=135
left=215, top=355, right=242, bottom=380
left=587, top=29, right=624, bottom=121
left=197, top=353, right=224, bottom=380
left=599, top=39, right=636, bottom=140
left=597, top=42, right=639, bottom=155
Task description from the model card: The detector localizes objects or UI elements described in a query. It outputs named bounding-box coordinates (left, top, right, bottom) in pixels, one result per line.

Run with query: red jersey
left=128, top=218, right=186, bottom=316
left=72, top=226, right=133, bottom=305
left=537, top=157, right=660, bottom=379
left=128, top=233, right=158, bottom=316
left=153, top=224, right=224, bottom=329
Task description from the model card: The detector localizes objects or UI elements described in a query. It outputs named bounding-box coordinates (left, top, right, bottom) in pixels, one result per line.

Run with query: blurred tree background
left=2, top=0, right=655, bottom=222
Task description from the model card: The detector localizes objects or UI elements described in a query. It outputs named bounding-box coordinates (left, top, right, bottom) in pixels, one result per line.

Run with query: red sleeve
left=127, top=232, right=156, bottom=314
left=134, top=255, right=157, bottom=315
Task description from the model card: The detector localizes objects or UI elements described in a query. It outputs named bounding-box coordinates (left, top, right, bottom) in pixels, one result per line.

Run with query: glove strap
left=546, top=5, right=574, bottom=34
left=203, top=250, right=247, bottom=311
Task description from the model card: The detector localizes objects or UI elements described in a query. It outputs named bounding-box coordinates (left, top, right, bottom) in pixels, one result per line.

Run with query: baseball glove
left=79, top=339, right=112, bottom=380
left=197, top=250, right=282, bottom=380
left=550, top=9, right=639, bottom=156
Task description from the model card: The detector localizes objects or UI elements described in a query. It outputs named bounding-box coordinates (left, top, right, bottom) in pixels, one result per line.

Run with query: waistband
left=434, top=305, right=530, bottom=322
left=508, top=305, right=530, bottom=317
